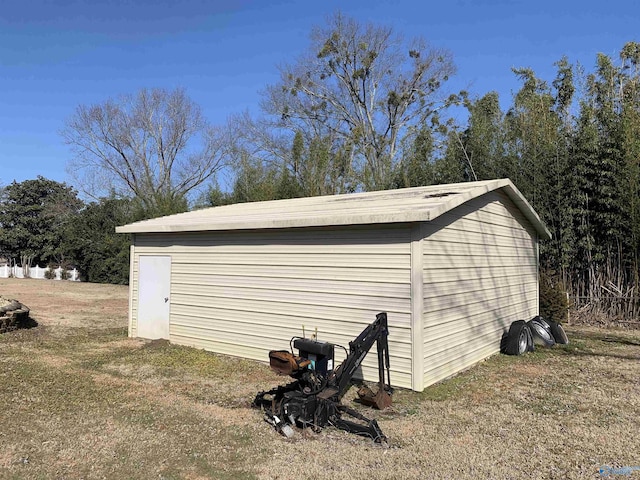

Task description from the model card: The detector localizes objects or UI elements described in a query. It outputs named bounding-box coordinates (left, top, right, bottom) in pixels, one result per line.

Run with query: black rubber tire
left=528, top=319, right=556, bottom=347
left=525, top=325, right=535, bottom=352
left=546, top=319, right=569, bottom=344
left=503, top=320, right=531, bottom=356
left=531, top=315, right=553, bottom=336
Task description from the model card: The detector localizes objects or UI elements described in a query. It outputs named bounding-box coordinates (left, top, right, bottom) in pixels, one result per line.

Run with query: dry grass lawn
left=1, top=278, right=639, bottom=479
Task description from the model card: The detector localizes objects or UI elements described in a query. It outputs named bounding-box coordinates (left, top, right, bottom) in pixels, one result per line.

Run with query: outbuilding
left=116, top=179, right=550, bottom=392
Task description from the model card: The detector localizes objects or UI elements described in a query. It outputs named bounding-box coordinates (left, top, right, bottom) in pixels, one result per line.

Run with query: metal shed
left=116, top=179, right=550, bottom=392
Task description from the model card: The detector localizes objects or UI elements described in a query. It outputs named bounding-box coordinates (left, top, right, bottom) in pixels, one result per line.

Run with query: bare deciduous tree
left=263, top=13, right=456, bottom=190
left=63, top=88, right=229, bottom=215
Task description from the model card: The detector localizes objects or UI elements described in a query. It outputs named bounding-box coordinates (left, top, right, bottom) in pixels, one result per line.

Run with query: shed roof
left=116, top=178, right=551, bottom=240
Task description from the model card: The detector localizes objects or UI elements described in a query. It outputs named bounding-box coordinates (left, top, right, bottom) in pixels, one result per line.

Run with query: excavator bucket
left=268, top=350, right=310, bottom=376
left=357, top=384, right=393, bottom=410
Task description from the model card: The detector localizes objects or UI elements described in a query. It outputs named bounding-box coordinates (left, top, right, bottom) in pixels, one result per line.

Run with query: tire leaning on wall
left=501, top=320, right=534, bottom=356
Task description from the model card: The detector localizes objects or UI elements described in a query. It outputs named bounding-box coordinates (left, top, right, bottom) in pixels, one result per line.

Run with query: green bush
left=540, top=269, right=569, bottom=323
left=44, top=264, right=57, bottom=279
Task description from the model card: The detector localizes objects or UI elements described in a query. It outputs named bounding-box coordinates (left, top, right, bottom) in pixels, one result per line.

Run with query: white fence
left=0, top=264, right=79, bottom=281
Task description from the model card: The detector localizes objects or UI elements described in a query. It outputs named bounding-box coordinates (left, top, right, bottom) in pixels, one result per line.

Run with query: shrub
left=44, top=264, right=57, bottom=279
left=540, top=269, right=569, bottom=323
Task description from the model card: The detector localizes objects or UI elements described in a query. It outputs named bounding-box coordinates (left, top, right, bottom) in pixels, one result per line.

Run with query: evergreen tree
left=0, top=177, right=83, bottom=267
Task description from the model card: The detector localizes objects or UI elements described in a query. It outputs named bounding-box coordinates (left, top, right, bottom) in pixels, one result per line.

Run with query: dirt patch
left=0, top=278, right=639, bottom=479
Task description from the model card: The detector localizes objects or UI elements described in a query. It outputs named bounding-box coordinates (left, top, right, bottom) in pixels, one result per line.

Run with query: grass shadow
left=554, top=347, right=640, bottom=361
left=546, top=328, right=640, bottom=361
left=23, top=315, right=39, bottom=329
left=0, top=313, right=38, bottom=334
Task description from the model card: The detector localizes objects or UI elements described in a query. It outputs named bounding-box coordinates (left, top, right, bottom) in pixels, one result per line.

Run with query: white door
left=137, top=255, right=171, bottom=340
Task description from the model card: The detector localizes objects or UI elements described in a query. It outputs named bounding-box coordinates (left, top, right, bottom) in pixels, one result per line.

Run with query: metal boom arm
left=331, top=312, right=392, bottom=402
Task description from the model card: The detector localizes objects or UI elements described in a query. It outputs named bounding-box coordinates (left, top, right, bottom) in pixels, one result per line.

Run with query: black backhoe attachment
left=252, top=312, right=393, bottom=443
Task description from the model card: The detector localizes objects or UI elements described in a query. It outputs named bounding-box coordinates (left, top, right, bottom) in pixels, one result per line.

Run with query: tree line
left=444, top=46, right=640, bottom=320
left=1, top=13, right=638, bottom=320
left=0, top=177, right=133, bottom=284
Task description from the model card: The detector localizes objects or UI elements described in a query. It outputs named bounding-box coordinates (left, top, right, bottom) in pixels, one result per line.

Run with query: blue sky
left=1, top=0, right=638, bottom=189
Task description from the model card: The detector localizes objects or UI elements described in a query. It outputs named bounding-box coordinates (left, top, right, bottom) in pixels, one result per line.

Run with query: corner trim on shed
left=128, top=242, right=135, bottom=337
left=410, top=223, right=425, bottom=391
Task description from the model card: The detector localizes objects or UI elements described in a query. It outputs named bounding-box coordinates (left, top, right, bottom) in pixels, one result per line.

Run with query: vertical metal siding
left=130, top=225, right=414, bottom=388
left=422, top=191, right=539, bottom=387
